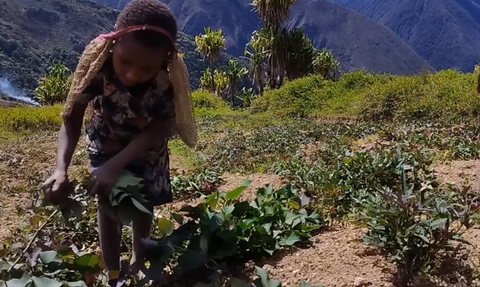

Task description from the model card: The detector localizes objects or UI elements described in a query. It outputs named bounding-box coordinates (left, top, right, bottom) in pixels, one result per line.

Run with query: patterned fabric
left=78, top=56, right=175, bottom=206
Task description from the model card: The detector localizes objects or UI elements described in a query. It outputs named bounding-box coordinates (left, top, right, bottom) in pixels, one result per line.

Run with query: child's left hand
left=88, top=164, right=120, bottom=196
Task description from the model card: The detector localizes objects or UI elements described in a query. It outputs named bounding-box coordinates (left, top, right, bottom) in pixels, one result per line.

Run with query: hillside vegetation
left=0, top=0, right=230, bottom=90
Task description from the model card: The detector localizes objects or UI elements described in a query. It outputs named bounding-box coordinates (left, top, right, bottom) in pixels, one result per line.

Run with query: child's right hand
left=42, top=170, right=71, bottom=206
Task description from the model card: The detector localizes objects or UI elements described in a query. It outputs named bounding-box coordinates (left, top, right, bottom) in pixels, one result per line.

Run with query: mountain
left=90, top=0, right=433, bottom=75
left=0, top=0, right=226, bottom=91
left=288, top=0, right=433, bottom=75
left=330, top=0, right=480, bottom=72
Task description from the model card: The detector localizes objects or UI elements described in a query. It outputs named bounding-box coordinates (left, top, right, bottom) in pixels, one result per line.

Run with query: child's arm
left=55, top=80, right=102, bottom=173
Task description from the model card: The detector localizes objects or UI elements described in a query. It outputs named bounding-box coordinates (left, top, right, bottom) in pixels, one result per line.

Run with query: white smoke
left=0, top=78, right=40, bottom=106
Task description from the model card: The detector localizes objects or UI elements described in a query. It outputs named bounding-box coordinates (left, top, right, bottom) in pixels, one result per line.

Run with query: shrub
left=192, top=90, right=227, bottom=110
left=251, top=70, right=479, bottom=122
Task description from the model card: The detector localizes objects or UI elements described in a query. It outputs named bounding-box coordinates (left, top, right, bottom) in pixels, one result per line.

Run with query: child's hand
left=88, top=164, right=119, bottom=196
left=42, top=170, right=71, bottom=206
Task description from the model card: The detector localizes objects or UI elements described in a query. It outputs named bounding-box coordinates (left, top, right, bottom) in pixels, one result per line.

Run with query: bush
left=0, top=105, right=63, bottom=133
left=361, top=70, right=479, bottom=121
left=250, top=70, right=479, bottom=122
left=192, top=90, right=227, bottom=110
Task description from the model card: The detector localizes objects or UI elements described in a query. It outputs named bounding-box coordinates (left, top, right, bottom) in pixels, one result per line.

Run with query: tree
left=200, top=69, right=228, bottom=99
left=245, top=31, right=268, bottom=96
left=251, top=0, right=298, bottom=89
left=282, top=28, right=316, bottom=80
left=34, top=63, right=72, bottom=106
left=313, top=48, right=340, bottom=81
left=225, top=59, right=248, bottom=106
left=195, top=27, right=226, bottom=93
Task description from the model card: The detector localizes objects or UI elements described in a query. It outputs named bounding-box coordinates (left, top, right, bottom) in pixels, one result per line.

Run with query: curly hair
left=115, top=0, right=177, bottom=51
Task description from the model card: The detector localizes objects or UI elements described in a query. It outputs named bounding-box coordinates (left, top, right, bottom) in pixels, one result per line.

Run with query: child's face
left=112, top=35, right=168, bottom=87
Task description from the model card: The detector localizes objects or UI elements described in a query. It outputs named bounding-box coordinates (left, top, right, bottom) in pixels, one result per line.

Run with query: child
left=41, top=0, right=196, bottom=285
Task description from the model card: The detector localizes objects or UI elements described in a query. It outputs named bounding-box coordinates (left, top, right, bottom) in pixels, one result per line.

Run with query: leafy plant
left=34, top=63, right=72, bottom=106
left=143, top=182, right=322, bottom=284
left=356, top=164, right=480, bottom=286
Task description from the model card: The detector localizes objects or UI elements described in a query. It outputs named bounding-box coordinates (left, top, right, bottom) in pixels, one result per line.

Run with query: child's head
left=112, top=0, right=177, bottom=87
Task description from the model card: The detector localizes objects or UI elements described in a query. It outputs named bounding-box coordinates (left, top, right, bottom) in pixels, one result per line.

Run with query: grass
left=251, top=70, right=479, bottom=122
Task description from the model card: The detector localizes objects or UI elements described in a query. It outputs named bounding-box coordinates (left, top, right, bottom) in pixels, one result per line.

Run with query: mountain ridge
left=330, top=0, right=480, bottom=72
left=90, top=0, right=434, bottom=75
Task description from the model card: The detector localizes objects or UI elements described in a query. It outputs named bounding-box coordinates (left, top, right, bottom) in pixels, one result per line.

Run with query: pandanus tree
left=195, top=27, right=226, bottom=93
left=282, top=28, right=316, bottom=80
left=225, top=59, right=248, bottom=106
left=251, top=0, right=298, bottom=89
left=245, top=30, right=269, bottom=96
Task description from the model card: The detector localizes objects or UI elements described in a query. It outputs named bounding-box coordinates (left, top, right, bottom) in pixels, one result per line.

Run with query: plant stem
left=8, top=194, right=82, bottom=272
left=8, top=209, right=60, bottom=272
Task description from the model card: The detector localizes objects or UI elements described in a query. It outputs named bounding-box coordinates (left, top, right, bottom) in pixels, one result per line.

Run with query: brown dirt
left=435, top=160, right=479, bottom=190
left=262, top=226, right=395, bottom=287
left=219, top=173, right=287, bottom=201
left=262, top=225, right=480, bottom=287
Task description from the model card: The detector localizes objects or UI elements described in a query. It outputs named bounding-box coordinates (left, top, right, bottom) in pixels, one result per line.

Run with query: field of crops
left=1, top=72, right=480, bottom=287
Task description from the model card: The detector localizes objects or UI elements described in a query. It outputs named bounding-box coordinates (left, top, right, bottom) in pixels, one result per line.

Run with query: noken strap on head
left=98, top=25, right=177, bottom=52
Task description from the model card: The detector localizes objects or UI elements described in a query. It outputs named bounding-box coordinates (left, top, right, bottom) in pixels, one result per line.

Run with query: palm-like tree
left=251, top=0, right=298, bottom=29
left=34, top=63, right=72, bottom=106
left=245, top=31, right=269, bottom=96
left=225, top=59, right=248, bottom=106
left=314, top=48, right=340, bottom=81
left=251, top=0, right=298, bottom=89
left=282, top=28, right=316, bottom=80
left=195, top=27, right=226, bottom=92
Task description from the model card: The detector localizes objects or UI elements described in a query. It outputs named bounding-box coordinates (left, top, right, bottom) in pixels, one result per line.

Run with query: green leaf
left=254, top=266, right=281, bottom=287
left=430, top=218, right=447, bottom=230
left=32, top=277, right=62, bottom=287
left=225, top=180, right=252, bottom=201
left=288, top=200, right=301, bottom=210
left=131, top=198, right=152, bottom=215
left=283, top=233, right=301, bottom=246
left=75, top=254, right=100, bottom=268
left=157, top=219, right=175, bottom=238
left=205, top=192, right=219, bottom=209
left=39, top=251, right=58, bottom=264
left=7, top=273, right=31, bottom=287
left=222, top=205, right=235, bottom=217
left=114, top=171, right=144, bottom=188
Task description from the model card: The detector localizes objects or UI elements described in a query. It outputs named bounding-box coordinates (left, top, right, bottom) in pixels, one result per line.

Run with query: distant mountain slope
left=288, top=0, right=433, bottom=75
left=331, top=0, right=480, bottom=72
left=90, top=0, right=433, bottom=75
left=0, top=0, right=224, bottom=90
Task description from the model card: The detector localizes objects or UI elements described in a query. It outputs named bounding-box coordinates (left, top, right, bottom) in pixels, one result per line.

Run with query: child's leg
left=130, top=207, right=153, bottom=275
left=97, top=198, right=122, bottom=286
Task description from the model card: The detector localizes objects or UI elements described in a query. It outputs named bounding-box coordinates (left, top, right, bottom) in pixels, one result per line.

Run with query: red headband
left=98, top=25, right=177, bottom=52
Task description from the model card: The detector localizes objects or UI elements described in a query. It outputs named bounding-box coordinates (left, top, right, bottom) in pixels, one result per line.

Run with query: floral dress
left=78, top=57, right=174, bottom=206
